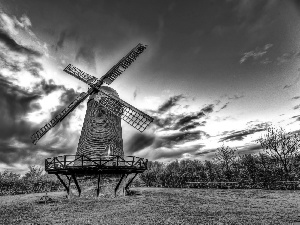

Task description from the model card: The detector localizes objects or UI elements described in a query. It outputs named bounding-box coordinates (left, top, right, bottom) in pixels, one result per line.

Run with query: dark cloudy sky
left=0, top=0, right=300, bottom=174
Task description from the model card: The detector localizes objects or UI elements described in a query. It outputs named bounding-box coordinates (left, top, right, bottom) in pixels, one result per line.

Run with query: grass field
left=0, top=187, right=300, bottom=224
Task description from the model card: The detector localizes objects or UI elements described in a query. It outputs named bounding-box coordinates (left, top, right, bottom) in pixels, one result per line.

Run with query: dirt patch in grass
left=0, top=187, right=300, bottom=224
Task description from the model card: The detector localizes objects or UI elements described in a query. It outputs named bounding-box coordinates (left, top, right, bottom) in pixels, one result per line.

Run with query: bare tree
left=257, top=127, right=300, bottom=180
left=213, top=144, right=237, bottom=181
left=238, top=153, right=257, bottom=184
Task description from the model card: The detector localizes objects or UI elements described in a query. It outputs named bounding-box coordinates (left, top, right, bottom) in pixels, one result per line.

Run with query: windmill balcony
left=45, top=154, right=148, bottom=175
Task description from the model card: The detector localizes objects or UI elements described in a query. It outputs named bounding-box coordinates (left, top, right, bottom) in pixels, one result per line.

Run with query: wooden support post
left=64, top=155, right=66, bottom=168
left=96, top=173, right=101, bottom=197
left=71, top=173, right=81, bottom=197
left=115, top=174, right=126, bottom=197
left=125, top=173, right=138, bottom=194
left=66, top=175, right=71, bottom=198
left=56, top=174, right=69, bottom=195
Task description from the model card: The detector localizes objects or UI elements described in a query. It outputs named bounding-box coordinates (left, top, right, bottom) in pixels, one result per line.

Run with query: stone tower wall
left=76, top=86, right=123, bottom=159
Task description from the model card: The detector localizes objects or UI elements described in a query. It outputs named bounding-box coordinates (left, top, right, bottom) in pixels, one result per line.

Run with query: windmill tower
left=76, top=86, right=123, bottom=159
left=31, top=44, right=153, bottom=197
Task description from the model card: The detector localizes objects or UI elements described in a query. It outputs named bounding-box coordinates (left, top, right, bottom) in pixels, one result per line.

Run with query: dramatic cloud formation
left=0, top=1, right=299, bottom=172
left=0, top=12, right=84, bottom=170
left=124, top=132, right=155, bottom=155
left=0, top=30, right=41, bottom=56
left=201, top=104, right=214, bottom=114
left=219, top=121, right=271, bottom=143
left=0, top=72, right=82, bottom=166
left=240, top=44, right=273, bottom=64
left=157, top=95, right=185, bottom=114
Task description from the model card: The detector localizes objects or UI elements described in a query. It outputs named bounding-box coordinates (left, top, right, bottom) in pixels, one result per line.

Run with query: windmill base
left=45, top=154, right=147, bottom=198
left=55, top=173, right=138, bottom=198
left=55, top=172, right=140, bottom=198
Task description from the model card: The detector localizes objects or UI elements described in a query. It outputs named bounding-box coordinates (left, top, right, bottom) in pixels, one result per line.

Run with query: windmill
left=31, top=43, right=153, bottom=198
left=31, top=43, right=153, bottom=145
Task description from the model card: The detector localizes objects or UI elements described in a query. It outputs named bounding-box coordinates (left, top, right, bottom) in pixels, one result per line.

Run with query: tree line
left=0, top=166, right=63, bottom=196
left=139, top=127, right=300, bottom=189
left=1, top=127, right=300, bottom=196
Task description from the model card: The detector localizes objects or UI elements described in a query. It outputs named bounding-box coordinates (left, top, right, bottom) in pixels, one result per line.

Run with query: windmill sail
left=63, top=44, right=147, bottom=87
left=101, top=43, right=147, bottom=85
left=95, top=89, right=153, bottom=132
left=63, top=64, right=100, bottom=87
left=31, top=89, right=93, bottom=145
left=31, top=43, right=152, bottom=145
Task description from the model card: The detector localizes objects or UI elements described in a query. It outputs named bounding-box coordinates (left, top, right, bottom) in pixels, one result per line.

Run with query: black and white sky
left=0, top=0, right=300, bottom=174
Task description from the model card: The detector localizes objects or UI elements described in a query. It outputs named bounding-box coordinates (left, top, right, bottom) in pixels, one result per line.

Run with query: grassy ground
left=0, top=187, right=300, bottom=224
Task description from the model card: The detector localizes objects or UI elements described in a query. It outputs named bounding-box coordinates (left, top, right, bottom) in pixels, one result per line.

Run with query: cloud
left=0, top=71, right=82, bottom=166
left=283, top=69, right=300, bottom=89
left=179, top=122, right=201, bottom=132
left=149, top=96, right=216, bottom=134
left=219, top=121, right=272, bottom=142
left=152, top=110, right=204, bottom=132
left=216, top=102, right=229, bottom=112
left=240, top=44, right=273, bottom=64
left=237, top=144, right=263, bottom=155
left=133, top=88, right=138, bottom=100
left=201, top=104, right=214, bottom=113
left=260, top=57, right=272, bottom=64
left=0, top=12, right=37, bottom=39
left=75, top=46, right=96, bottom=70
left=230, top=0, right=280, bottom=38
left=124, top=132, right=155, bottom=155
left=228, top=94, right=244, bottom=100
left=0, top=20, right=83, bottom=168
left=152, top=144, right=204, bottom=160
left=54, top=29, right=79, bottom=51
left=0, top=12, right=19, bottom=35
left=195, top=149, right=217, bottom=156
left=154, top=130, right=208, bottom=149
left=56, top=30, right=66, bottom=50
left=172, top=111, right=206, bottom=130
left=219, top=127, right=266, bottom=142
left=293, top=0, right=300, bottom=14
left=284, top=84, right=292, bottom=89
left=175, top=115, right=199, bottom=128
left=157, top=94, right=185, bottom=113
left=277, top=51, right=300, bottom=65
left=152, top=113, right=180, bottom=129
left=0, top=30, right=41, bottom=56
left=293, top=104, right=300, bottom=110
left=291, top=115, right=300, bottom=122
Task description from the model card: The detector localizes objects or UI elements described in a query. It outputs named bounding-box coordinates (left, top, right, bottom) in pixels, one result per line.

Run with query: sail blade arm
left=63, top=43, right=147, bottom=88
left=95, top=90, right=153, bottom=132
left=99, top=43, right=147, bottom=85
left=31, top=90, right=93, bottom=145
left=63, top=64, right=101, bottom=87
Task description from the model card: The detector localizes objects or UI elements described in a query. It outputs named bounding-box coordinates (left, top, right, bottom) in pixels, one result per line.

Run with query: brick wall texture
left=76, top=86, right=124, bottom=159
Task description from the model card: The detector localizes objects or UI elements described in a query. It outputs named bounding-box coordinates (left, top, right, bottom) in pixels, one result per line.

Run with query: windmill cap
left=89, top=86, right=119, bottom=101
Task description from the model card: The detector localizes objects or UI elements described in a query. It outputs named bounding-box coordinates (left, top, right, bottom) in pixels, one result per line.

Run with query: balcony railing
left=45, top=155, right=148, bottom=171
